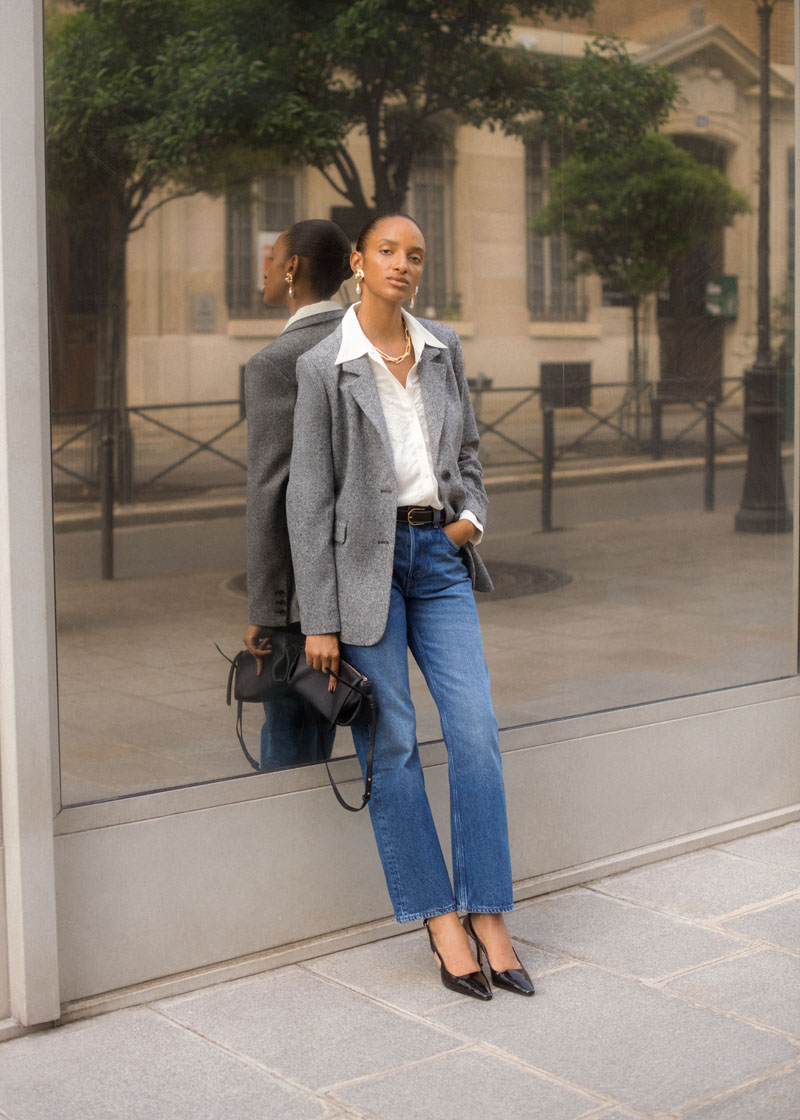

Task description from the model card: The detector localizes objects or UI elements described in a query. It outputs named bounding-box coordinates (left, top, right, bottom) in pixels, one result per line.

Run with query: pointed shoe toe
left=491, top=966, right=535, bottom=996
left=423, top=918, right=493, bottom=1002
left=442, top=968, right=492, bottom=1001
left=463, top=914, right=535, bottom=997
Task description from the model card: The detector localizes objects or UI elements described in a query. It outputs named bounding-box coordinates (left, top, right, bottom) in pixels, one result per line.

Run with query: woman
left=286, top=213, right=533, bottom=1000
left=243, top=218, right=351, bottom=770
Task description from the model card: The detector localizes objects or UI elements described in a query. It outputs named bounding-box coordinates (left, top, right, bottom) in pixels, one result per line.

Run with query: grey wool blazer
left=286, top=319, right=493, bottom=647
left=245, top=308, right=344, bottom=627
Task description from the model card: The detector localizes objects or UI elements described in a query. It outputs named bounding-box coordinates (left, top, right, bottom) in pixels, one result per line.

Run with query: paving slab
left=304, top=926, right=564, bottom=1016
left=721, top=896, right=800, bottom=953
left=155, top=966, right=461, bottom=1092
left=426, top=964, right=799, bottom=1116
left=507, top=888, right=747, bottom=981
left=329, top=1046, right=605, bottom=1120
left=677, top=1062, right=800, bottom=1120
left=665, top=947, right=800, bottom=1038
left=716, top=822, right=800, bottom=873
left=591, top=850, right=800, bottom=920
left=0, top=1007, right=325, bottom=1120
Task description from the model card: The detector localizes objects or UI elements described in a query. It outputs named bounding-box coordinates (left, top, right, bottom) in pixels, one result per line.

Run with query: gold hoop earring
left=285, top=273, right=294, bottom=298
left=354, top=269, right=364, bottom=297
left=409, top=286, right=418, bottom=310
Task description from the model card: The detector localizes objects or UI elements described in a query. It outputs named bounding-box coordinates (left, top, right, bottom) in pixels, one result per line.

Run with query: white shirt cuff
left=459, top=509, right=484, bottom=545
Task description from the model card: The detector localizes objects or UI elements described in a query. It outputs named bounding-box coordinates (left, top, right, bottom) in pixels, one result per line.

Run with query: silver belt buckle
left=407, top=506, right=429, bottom=527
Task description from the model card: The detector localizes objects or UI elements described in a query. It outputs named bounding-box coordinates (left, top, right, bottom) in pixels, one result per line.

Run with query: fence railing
left=468, top=377, right=749, bottom=471
left=51, top=377, right=769, bottom=577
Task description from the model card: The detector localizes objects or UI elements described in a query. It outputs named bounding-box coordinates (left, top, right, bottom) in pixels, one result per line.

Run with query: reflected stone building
left=50, top=5, right=796, bottom=417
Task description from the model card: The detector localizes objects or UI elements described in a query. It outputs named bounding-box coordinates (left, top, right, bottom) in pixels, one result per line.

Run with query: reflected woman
left=286, top=213, right=534, bottom=1000
left=243, top=218, right=352, bottom=770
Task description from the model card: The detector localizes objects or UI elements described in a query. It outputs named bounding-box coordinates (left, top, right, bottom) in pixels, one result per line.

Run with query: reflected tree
left=45, top=0, right=342, bottom=495
left=209, top=0, right=598, bottom=216
left=533, top=41, right=749, bottom=439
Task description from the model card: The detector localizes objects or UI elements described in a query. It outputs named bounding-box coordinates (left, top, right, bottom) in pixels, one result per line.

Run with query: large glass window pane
left=46, top=0, right=797, bottom=806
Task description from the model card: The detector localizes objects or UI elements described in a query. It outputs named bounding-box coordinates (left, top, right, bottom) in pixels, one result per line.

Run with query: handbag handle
left=221, top=647, right=375, bottom=808
left=313, top=679, right=375, bottom=812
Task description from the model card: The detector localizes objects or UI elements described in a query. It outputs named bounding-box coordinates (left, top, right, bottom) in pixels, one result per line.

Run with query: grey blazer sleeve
left=245, top=353, right=296, bottom=626
left=448, top=331, right=489, bottom=528
left=286, top=360, right=341, bottom=636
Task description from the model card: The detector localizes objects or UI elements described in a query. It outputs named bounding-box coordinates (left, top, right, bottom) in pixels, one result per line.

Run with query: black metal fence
left=51, top=376, right=768, bottom=576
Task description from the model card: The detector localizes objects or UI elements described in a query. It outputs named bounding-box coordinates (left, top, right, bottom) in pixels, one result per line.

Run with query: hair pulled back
left=355, top=212, right=425, bottom=255
left=285, top=219, right=352, bottom=299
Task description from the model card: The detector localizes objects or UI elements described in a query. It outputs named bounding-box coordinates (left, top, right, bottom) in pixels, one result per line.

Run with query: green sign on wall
left=705, top=276, right=738, bottom=320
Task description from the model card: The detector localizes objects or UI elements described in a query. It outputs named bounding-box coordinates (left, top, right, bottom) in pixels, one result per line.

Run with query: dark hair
left=285, top=219, right=352, bottom=298
left=355, top=212, right=425, bottom=254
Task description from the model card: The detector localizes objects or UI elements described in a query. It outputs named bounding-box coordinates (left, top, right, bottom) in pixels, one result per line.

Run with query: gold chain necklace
left=373, top=321, right=412, bottom=365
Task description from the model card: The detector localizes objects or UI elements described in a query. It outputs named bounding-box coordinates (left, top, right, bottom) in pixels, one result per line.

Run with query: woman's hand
left=306, top=633, right=340, bottom=692
left=443, top=518, right=477, bottom=549
left=243, top=624, right=272, bottom=676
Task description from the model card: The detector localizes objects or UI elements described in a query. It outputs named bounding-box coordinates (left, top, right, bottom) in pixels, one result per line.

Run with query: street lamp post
left=735, top=0, right=792, bottom=533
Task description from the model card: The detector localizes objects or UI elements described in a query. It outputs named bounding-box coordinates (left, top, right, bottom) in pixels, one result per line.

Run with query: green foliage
left=523, top=36, right=681, bottom=161
left=45, top=0, right=341, bottom=226
left=200, top=0, right=598, bottom=211
left=535, top=133, right=750, bottom=302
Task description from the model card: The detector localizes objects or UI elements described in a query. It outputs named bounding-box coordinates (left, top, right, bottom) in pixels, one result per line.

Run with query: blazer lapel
left=417, top=346, right=447, bottom=460
left=340, top=357, right=394, bottom=464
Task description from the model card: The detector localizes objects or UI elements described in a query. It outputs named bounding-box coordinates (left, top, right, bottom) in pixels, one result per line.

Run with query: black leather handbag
left=218, top=636, right=376, bottom=812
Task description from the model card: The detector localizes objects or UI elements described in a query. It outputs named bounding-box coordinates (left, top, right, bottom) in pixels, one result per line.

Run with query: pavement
left=52, top=466, right=794, bottom=803
left=1, top=820, right=800, bottom=1118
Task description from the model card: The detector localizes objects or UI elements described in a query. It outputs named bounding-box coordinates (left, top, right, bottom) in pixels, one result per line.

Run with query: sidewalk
left=1, top=821, right=799, bottom=1118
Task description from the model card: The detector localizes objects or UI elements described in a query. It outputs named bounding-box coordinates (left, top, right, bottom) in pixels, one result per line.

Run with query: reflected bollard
left=651, top=397, right=663, bottom=460
left=100, top=431, right=115, bottom=580
left=704, top=399, right=716, bottom=512
left=541, top=403, right=555, bottom=532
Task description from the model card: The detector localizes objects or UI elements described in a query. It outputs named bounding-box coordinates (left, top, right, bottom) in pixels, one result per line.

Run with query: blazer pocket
left=333, top=520, right=347, bottom=544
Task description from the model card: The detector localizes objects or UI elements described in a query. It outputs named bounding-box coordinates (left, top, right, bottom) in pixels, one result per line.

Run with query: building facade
left=103, top=13, right=796, bottom=418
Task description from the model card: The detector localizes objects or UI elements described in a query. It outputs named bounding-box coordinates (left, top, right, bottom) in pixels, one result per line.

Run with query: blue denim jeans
left=259, top=691, right=336, bottom=771
left=342, top=523, right=513, bottom=923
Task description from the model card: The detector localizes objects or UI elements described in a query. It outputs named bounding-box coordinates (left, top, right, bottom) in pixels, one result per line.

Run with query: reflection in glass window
left=225, top=173, right=297, bottom=318
left=525, top=140, right=584, bottom=322
left=411, top=146, right=457, bottom=318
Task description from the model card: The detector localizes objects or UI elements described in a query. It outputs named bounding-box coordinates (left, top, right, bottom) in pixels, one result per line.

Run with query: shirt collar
left=335, top=303, right=446, bottom=366
left=282, top=299, right=342, bottom=332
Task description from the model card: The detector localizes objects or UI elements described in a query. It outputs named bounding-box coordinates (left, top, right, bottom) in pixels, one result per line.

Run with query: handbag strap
left=235, top=697, right=263, bottom=772
left=316, top=696, right=375, bottom=812
left=220, top=642, right=376, bottom=806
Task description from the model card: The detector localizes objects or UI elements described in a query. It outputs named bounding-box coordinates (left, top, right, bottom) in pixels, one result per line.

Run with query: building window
left=411, top=146, right=459, bottom=318
left=225, top=173, right=297, bottom=318
left=525, top=140, right=585, bottom=321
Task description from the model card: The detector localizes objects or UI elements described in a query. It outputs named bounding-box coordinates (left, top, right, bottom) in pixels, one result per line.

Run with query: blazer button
left=442, top=470, right=451, bottom=481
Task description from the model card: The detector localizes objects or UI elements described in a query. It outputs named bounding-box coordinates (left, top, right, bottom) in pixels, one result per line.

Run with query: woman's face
left=262, top=230, right=291, bottom=308
left=354, top=216, right=425, bottom=305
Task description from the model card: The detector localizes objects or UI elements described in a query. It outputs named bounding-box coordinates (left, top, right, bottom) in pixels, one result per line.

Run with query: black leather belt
left=397, top=506, right=445, bottom=527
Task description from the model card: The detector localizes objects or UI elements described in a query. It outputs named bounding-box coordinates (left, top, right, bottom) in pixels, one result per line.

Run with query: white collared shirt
left=282, top=299, right=342, bottom=332
left=336, top=304, right=483, bottom=540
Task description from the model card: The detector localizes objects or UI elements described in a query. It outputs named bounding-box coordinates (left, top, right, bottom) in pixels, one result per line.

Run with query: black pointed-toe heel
left=463, top=914, right=535, bottom=996
left=423, top=918, right=492, bottom=1001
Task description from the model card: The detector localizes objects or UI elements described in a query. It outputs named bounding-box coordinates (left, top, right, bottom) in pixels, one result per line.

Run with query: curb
left=52, top=451, right=757, bottom=534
